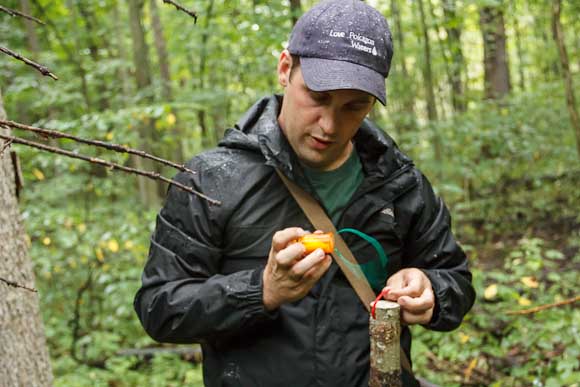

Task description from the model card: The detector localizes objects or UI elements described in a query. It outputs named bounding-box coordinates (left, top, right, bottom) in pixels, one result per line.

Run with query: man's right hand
left=262, top=227, right=332, bottom=311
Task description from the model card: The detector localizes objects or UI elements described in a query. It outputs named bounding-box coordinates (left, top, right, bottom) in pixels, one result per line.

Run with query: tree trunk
left=128, top=0, right=162, bottom=207
left=149, top=0, right=172, bottom=102
left=391, top=0, right=417, bottom=132
left=112, top=1, right=132, bottom=106
left=442, top=0, right=466, bottom=112
left=417, top=0, right=438, bottom=122
left=510, top=0, right=526, bottom=91
left=479, top=3, right=511, bottom=100
left=20, top=0, right=39, bottom=55
left=0, top=88, right=53, bottom=386
left=551, top=0, right=580, bottom=159
left=197, top=0, right=216, bottom=147
left=290, top=0, right=302, bottom=26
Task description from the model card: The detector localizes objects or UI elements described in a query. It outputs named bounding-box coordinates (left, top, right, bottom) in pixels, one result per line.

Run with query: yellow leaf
left=77, top=223, right=86, bottom=234
left=124, top=240, right=134, bottom=250
left=102, top=264, right=111, bottom=272
left=464, top=358, right=477, bottom=381
left=80, top=256, right=88, bottom=264
left=484, top=284, right=498, bottom=300
left=33, top=168, right=45, bottom=181
left=42, top=237, right=51, bottom=246
left=53, top=265, right=62, bottom=274
left=68, top=260, right=77, bottom=269
left=25, top=234, right=31, bottom=247
left=166, top=113, right=176, bottom=126
left=96, top=248, right=105, bottom=263
left=459, top=332, right=470, bottom=344
left=518, top=297, right=532, bottom=306
left=521, top=276, right=539, bottom=288
left=107, top=239, right=119, bottom=253
left=105, top=132, right=114, bottom=141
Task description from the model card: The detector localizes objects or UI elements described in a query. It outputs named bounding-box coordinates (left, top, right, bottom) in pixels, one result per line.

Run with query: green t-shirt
left=302, top=148, right=364, bottom=225
left=302, top=148, right=388, bottom=291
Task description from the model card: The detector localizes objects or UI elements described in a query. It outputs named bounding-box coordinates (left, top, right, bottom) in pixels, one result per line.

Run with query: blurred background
left=1, top=0, right=579, bottom=385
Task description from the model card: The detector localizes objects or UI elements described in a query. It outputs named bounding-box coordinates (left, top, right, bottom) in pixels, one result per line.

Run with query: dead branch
left=0, top=46, right=57, bottom=80
left=0, top=134, right=221, bottom=205
left=162, top=0, right=198, bottom=23
left=0, top=5, right=44, bottom=25
left=0, top=120, right=196, bottom=175
left=0, top=138, right=13, bottom=156
left=507, top=295, right=580, bottom=315
left=0, top=276, right=38, bottom=292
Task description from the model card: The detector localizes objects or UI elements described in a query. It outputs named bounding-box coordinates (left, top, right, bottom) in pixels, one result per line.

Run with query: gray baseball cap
left=288, top=0, right=393, bottom=105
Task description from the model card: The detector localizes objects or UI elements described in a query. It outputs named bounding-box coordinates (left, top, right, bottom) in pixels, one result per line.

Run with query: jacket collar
left=219, top=95, right=409, bottom=181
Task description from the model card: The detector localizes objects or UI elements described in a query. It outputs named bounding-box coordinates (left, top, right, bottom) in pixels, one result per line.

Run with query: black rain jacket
left=134, top=95, right=475, bottom=387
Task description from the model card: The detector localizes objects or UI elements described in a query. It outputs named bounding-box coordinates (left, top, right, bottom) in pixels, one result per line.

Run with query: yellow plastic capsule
left=297, top=232, right=334, bottom=254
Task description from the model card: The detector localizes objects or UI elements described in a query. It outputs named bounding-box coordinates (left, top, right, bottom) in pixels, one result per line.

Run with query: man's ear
left=277, top=50, right=292, bottom=87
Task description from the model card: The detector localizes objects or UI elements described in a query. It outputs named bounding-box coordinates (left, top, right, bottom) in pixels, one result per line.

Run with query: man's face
left=277, top=52, right=375, bottom=171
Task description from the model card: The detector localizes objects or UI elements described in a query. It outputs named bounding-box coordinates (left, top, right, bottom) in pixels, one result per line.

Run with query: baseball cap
left=287, top=0, right=393, bottom=105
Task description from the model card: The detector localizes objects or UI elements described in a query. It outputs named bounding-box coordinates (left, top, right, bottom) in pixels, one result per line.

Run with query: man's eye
left=309, top=93, right=328, bottom=103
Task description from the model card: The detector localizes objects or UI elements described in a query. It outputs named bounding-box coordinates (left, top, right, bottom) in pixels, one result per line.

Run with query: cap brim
left=300, top=57, right=386, bottom=105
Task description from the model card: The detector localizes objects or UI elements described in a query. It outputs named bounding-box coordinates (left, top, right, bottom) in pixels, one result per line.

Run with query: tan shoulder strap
left=275, top=169, right=414, bottom=375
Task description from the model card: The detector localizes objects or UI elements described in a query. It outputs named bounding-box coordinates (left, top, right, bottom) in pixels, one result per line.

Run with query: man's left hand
left=383, top=268, right=435, bottom=325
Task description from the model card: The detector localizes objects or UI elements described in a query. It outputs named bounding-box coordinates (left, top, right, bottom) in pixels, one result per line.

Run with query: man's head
left=277, top=0, right=393, bottom=171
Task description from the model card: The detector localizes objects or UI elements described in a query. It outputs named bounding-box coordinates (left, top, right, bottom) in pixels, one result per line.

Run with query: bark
left=417, top=0, right=438, bottom=122
left=391, top=0, right=417, bottom=131
left=112, top=1, right=132, bottom=105
left=369, top=301, right=401, bottom=387
left=479, top=3, right=511, bottom=100
left=128, top=0, right=162, bottom=206
left=149, top=0, right=172, bottom=101
left=20, top=0, right=39, bottom=55
left=510, top=0, right=526, bottom=91
left=0, top=88, right=53, bottom=386
left=551, top=0, right=580, bottom=159
left=290, top=0, right=301, bottom=26
left=442, top=0, right=466, bottom=111
left=76, top=1, right=109, bottom=111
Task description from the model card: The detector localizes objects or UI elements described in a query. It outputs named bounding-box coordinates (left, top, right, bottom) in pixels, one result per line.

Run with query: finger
left=388, top=275, right=424, bottom=299
left=397, top=288, right=435, bottom=314
left=292, top=248, right=326, bottom=276
left=276, top=242, right=306, bottom=267
left=401, top=309, right=432, bottom=325
left=271, top=227, right=306, bottom=252
left=302, top=254, right=332, bottom=283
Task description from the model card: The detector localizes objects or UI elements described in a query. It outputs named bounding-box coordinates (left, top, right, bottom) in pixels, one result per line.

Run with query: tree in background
left=0, top=88, right=53, bottom=386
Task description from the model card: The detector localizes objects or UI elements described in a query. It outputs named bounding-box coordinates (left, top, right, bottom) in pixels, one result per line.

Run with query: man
left=134, top=1, right=475, bottom=386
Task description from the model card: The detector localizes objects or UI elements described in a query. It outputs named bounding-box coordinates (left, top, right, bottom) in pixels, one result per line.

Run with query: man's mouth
left=310, top=136, right=333, bottom=150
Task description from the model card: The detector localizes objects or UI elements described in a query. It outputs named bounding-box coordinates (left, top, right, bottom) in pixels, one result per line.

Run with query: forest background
left=1, top=0, right=579, bottom=386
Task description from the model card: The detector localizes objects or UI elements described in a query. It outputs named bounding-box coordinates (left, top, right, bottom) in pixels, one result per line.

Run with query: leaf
left=518, top=297, right=532, bottom=306
left=458, top=332, right=470, bottom=344
left=96, top=248, right=105, bottom=263
left=42, top=237, right=51, bottom=246
left=33, top=168, right=45, bottom=181
left=484, top=284, right=498, bottom=300
left=107, top=239, right=119, bottom=253
left=521, top=276, right=539, bottom=288
left=166, top=113, right=176, bottom=126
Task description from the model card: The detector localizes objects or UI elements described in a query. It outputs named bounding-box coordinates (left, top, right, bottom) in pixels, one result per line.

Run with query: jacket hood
left=219, top=95, right=411, bottom=179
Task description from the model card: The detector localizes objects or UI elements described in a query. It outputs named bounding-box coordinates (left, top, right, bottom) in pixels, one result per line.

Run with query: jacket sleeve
left=133, top=159, right=276, bottom=344
left=401, top=171, right=475, bottom=331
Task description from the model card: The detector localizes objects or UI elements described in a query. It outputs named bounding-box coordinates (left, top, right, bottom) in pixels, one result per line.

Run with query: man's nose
left=318, top=108, right=339, bottom=136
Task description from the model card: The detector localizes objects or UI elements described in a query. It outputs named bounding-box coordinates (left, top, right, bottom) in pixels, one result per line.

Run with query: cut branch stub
left=369, top=300, right=402, bottom=387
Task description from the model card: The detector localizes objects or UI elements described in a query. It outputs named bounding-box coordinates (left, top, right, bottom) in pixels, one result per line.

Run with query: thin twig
left=0, top=276, right=38, bottom=292
left=0, top=46, right=58, bottom=80
left=0, top=138, right=13, bottom=156
left=162, top=0, right=198, bottom=23
left=0, top=120, right=196, bottom=175
left=0, top=134, right=221, bottom=205
left=0, top=5, right=44, bottom=25
left=507, top=295, right=580, bottom=315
